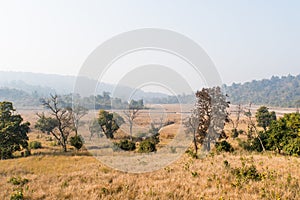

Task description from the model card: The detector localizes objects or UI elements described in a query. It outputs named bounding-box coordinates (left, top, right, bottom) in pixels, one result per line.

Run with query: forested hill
left=224, top=74, right=300, bottom=107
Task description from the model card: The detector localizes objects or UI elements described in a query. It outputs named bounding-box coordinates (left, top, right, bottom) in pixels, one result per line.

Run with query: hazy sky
left=0, top=0, right=300, bottom=86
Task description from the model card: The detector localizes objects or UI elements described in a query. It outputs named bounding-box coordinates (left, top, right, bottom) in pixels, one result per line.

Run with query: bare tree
left=123, top=99, right=144, bottom=140
left=37, top=94, right=73, bottom=152
left=230, top=104, right=243, bottom=136
left=88, top=118, right=103, bottom=140
left=184, top=107, right=200, bottom=154
left=244, top=103, right=265, bottom=152
left=70, top=105, right=88, bottom=136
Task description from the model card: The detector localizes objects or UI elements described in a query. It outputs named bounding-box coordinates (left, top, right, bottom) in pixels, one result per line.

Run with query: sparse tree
left=89, top=118, right=103, bottom=140
left=244, top=103, right=266, bottom=152
left=36, top=94, right=73, bottom=152
left=184, top=107, right=200, bottom=154
left=123, top=99, right=144, bottom=140
left=230, top=104, right=243, bottom=137
left=0, top=101, right=30, bottom=159
left=70, top=105, right=88, bottom=136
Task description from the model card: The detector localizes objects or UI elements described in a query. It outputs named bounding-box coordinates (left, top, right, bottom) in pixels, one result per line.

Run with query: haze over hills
left=0, top=71, right=299, bottom=108
left=0, top=71, right=168, bottom=99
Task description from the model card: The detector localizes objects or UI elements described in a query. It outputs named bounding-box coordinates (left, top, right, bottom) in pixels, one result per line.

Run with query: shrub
left=29, top=141, right=42, bottom=149
left=185, top=148, right=198, bottom=159
left=215, top=140, right=234, bottom=152
left=231, top=129, right=244, bottom=138
left=238, top=131, right=268, bottom=152
left=138, top=139, right=156, bottom=153
left=231, top=164, right=262, bottom=187
left=8, top=177, right=29, bottom=186
left=114, top=140, right=136, bottom=151
left=10, top=189, right=23, bottom=200
left=229, top=158, right=263, bottom=188
left=69, top=135, right=84, bottom=150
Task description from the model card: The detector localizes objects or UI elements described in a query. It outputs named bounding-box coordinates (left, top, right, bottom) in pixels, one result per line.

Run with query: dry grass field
left=0, top=105, right=299, bottom=199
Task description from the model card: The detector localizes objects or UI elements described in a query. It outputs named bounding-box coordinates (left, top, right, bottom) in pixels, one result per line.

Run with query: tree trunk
left=129, top=122, right=133, bottom=141
left=193, top=131, right=198, bottom=154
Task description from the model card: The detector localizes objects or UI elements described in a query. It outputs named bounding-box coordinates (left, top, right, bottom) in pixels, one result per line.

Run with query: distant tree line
left=224, top=74, right=300, bottom=107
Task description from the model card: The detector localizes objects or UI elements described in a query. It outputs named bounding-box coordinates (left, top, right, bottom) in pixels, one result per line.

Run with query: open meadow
left=0, top=104, right=299, bottom=199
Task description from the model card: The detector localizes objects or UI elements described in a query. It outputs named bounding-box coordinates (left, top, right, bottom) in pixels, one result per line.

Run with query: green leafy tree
left=35, top=113, right=59, bottom=134
left=0, top=101, right=30, bottom=159
left=267, top=112, right=300, bottom=155
left=98, top=110, right=124, bottom=139
left=255, top=106, right=276, bottom=131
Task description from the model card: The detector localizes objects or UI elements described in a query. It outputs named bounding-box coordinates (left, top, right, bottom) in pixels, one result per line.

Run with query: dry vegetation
left=0, top=105, right=299, bottom=199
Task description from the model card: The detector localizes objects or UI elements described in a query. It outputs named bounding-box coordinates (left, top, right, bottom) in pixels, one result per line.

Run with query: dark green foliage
left=34, top=113, right=59, bottom=134
left=215, top=140, right=234, bottom=152
left=29, top=141, right=42, bottom=149
left=283, top=138, right=300, bottom=156
left=0, top=101, right=30, bottom=159
left=69, top=135, right=84, bottom=150
left=138, top=139, right=156, bottom=153
left=8, top=177, right=29, bottom=186
left=114, top=140, right=136, bottom=151
left=231, top=164, right=262, bottom=184
left=238, top=131, right=268, bottom=152
left=10, top=189, right=24, bottom=200
left=231, top=129, right=244, bottom=138
left=228, top=158, right=264, bottom=188
left=255, top=106, right=276, bottom=131
left=266, top=113, right=300, bottom=155
left=98, top=110, right=124, bottom=139
left=239, top=112, right=300, bottom=155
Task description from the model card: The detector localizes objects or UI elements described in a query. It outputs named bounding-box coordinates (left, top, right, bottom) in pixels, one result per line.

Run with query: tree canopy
left=0, top=101, right=30, bottom=159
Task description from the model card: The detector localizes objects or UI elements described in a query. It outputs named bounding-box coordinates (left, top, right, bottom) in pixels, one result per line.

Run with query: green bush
left=215, top=140, right=234, bottom=152
left=8, top=177, right=29, bottom=186
left=10, top=189, right=23, bottom=200
left=138, top=139, right=156, bottom=153
left=238, top=131, right=268, bottom=152
left=69, top=135, right=84, bottom=150
left=229, top=158, right=263, bottom=188
left=114, top=140, right=136, bottom=151
left=29, top=141, right=42, bottom=149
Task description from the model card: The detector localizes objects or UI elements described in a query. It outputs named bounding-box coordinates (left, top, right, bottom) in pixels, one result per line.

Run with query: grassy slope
left=1, top=134, right=299, bottom=199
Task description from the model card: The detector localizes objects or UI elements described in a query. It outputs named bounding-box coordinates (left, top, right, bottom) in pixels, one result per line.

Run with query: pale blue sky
left=0, top=0, right=300, bottom=85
